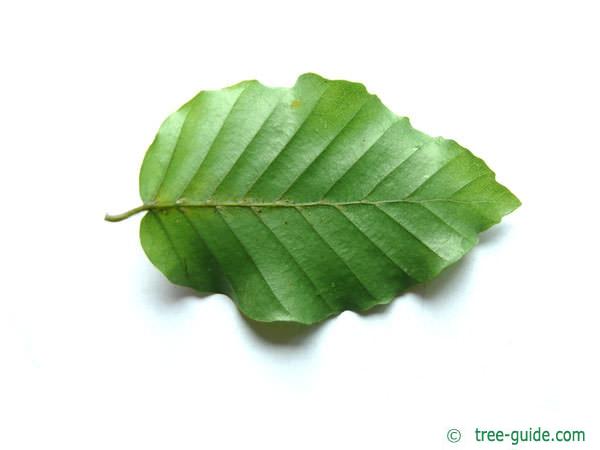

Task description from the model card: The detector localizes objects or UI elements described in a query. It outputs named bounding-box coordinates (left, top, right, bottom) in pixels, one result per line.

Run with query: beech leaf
left=106, top=73, right=520, bottom=324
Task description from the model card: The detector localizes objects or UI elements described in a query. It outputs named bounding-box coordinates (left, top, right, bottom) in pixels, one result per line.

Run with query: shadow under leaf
left=239, top=313, right=327, bottom=347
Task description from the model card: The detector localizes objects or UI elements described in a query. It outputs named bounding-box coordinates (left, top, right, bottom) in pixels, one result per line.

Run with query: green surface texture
left=107, top=73, right=520, bottom=324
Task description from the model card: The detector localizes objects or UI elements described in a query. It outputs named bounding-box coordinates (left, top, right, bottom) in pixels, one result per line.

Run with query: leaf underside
left=130, top=73, right=520, bottom=324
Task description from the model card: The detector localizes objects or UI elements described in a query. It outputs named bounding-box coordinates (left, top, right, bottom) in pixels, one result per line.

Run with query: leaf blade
left=127, top=73, right=521, bottom=324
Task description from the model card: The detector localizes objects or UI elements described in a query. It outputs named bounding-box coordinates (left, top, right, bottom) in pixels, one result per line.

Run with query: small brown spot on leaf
left=291, top=99, right=301, bottom=109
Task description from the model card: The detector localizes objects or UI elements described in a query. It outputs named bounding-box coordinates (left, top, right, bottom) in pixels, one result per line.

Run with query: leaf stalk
left=104, top=204, right=152, bottom=222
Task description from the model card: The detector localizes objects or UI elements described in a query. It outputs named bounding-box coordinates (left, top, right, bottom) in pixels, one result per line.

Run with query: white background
left=1, top=1, right=599, bottom=449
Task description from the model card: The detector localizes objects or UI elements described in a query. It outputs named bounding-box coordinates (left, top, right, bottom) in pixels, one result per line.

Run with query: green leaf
left=106, top=73, right=520, bottom=324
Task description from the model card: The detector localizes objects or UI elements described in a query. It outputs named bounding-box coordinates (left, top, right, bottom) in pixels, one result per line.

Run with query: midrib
left=104, top=197, right=491, bottom=222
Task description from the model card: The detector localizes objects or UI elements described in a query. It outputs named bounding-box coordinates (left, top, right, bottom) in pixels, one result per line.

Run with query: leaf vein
left=178, top=207, right=231, bottom=292
left=207, top=91, right=285, bottom=199
left=278, top=95, right=372, bottom=200
left=334, top=206, right=414, bottom=280
left=215, top=208, right=293, bottom=318
left=418, top=203, right=474, bottom=243
left=251, top=208, right=335, bottom=313
left=374, top=204, right=449, bottom=262
left=449, top=172, right=492, bottom=198
left=404, top=151, right=464, bottom=199
left=321, top=118, right=400, bottom=199
left=151, top=106, right=194, bottom=201
left=152, top=211, right=191, bottom=283
left=241, top=83, right=332, bottom=197
left=363, top=140, right=429, bottom=199
left=294, top=207, right=379, bottom=301
left=179, top=85, right=251, bottom=199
